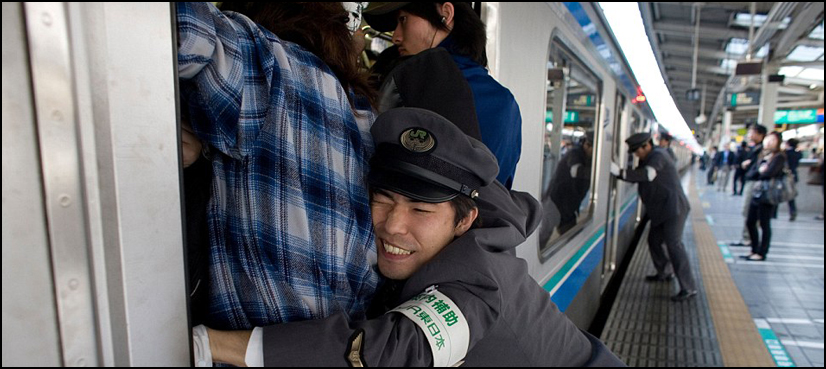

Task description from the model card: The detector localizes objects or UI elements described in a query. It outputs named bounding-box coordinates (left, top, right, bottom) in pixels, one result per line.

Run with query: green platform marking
left=755, top=319, right=796, bottom=367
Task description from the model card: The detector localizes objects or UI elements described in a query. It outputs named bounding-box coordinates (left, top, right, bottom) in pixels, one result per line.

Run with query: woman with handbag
left=742, top=131, right=787, bottom=261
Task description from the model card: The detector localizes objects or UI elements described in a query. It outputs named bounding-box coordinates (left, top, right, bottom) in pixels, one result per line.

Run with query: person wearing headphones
left=365, top=2, right=523, bottom=190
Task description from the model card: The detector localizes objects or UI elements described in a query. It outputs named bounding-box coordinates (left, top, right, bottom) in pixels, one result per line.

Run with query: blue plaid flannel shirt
left=177, top=2, right=381, bottom=329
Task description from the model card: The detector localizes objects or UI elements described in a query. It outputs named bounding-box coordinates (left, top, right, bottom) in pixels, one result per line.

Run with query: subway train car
left=3, top=3, right=694, bottom=366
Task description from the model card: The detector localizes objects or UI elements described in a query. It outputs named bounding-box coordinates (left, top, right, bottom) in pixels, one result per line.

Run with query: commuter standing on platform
left=730, top=124, right=767, bottom=248
left=610, top=132, right=697, bottom=302
left=707, top=146, right=718, bottom=185
left=364, top=2, right=523, bottom=189
left=732, top=141, right=750, bottom=196
left=783, top=138, right=802, bottom=221
left=716, top=142, right=736, bottom=192
left=741, top=132, right=787, bottom=261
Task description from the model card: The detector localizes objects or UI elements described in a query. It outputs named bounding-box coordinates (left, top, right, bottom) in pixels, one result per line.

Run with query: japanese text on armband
left=390, top=286, right=470, bottom=366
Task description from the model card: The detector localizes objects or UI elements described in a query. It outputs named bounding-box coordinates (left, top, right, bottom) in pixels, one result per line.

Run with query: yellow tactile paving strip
left=688, top=171, right=776, bottom=367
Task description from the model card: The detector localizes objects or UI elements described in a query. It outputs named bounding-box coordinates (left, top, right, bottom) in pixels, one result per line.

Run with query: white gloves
left=609, top=162, right=621, bottom=178
left=193, top=325, right=213, bottom=367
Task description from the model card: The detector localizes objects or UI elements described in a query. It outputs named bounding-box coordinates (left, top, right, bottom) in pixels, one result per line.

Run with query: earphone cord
left=429, top=27, right=438, bottom=49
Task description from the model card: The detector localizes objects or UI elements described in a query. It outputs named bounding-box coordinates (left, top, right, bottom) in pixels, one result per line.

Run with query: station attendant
left=610, top=132, right=698, bottom=302
left=193, top=107, right=625, bottom=367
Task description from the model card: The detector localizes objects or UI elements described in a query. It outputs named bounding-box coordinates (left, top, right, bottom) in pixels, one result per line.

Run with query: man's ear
left=439, top=2, right=455, bottom=27
left=455, top=207, right=478, bottom=237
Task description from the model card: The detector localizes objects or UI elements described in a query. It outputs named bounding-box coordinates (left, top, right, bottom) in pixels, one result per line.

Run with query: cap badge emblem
left=400, top=128, right=435, bottom=153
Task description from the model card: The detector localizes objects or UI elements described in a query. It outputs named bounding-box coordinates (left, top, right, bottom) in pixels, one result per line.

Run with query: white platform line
left=780, top=339, right=825, bottom=350
left=766, top=318, right=823, bottom=325
left=729, top=252, right=824, bottom=262
left=732, top=260, right=825, bottom=269
left=721, top=241, right=825, bottom=249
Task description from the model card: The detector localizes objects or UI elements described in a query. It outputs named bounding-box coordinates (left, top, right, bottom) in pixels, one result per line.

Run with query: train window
left=539, top=39, right=601, bottom=257
left=613, top=93, right=626, bottom=161
left=627, top=111, right=643, bottom=168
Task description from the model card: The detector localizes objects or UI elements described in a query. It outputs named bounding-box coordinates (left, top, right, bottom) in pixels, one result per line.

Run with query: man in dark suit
left=611, top=132, right=697, bottom=302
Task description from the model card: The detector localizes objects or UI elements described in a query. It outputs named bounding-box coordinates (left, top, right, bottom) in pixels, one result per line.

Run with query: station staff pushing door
left=610, top=132, right=698, bottom=302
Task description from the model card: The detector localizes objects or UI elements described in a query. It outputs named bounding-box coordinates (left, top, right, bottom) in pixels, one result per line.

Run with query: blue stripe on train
left=548, top=198, right=638, bottom=312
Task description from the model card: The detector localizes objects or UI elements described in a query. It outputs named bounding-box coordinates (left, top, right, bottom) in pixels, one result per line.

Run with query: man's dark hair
left=219, top=2, right=377, bottom=111
left=750, top=124, right=768, bottom=136
left=401, top=2, right=488, bottom=67
left=787, top=138, right=799, bottom=148
left=449, top=194, right=481, bottom=228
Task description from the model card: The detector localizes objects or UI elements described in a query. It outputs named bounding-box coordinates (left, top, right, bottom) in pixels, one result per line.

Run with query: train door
left=3, top=3, right=189, bottom=366
left=601, top=92, right=627, bottom=291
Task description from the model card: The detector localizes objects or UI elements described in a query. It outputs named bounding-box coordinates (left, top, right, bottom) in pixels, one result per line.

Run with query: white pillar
left=720, top=110, right=733, bottom=148
left=758, top=63, right=779, bottom=133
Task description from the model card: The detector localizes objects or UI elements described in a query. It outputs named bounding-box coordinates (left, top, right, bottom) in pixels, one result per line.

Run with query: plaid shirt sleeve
left=177, top=2, right=381, bottom=329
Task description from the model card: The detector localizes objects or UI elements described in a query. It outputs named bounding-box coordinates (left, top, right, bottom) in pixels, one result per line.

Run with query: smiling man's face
left=371, top=189, right=474, bottom=280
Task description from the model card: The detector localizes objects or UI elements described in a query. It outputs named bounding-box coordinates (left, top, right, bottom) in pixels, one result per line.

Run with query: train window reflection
left=539, top=39, right=601, bottom=256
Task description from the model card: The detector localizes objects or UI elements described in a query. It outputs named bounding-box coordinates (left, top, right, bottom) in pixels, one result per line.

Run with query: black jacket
left=746, top=152, right=786, bottom=181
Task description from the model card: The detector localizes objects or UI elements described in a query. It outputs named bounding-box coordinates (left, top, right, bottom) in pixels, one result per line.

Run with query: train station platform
left=600, top=167, right=824, bottom=367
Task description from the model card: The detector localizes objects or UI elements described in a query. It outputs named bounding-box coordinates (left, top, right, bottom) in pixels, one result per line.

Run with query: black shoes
left=790, top=213, right=797, bottom=221
left=729, top=241, right=750, bottom=247
left=645, top=274, right=674, bottom=282
left=671, top=290, right=698, bottom=302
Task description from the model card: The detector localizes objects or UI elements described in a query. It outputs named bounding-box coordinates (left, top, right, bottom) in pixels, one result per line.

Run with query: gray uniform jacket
left=260, top=182, right=624, bottom=366
left=622, top=148, right=690, bottom=226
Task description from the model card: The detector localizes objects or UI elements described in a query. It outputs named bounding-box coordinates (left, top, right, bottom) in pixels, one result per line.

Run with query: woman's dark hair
left=219, top=2, right=377, bottom=111
left=401, top=2, right=488, bottom=67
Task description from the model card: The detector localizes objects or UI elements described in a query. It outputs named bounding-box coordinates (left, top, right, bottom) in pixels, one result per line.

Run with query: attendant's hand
left=610, top=162, right=622, bottom=178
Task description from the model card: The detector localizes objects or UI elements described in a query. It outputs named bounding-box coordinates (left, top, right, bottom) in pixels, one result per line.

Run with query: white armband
left=389, top=286, right=470, bottom=367
left=645, top=166, right=658, bottom=181
left=570, top=163, right=582, bottom=178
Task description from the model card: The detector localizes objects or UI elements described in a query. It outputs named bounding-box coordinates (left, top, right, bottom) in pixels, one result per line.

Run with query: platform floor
left=601, top=167, right=824, bottom=367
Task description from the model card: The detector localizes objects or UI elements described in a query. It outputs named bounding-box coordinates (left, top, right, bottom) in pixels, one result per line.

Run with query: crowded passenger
left=177, top=2, right=381, bottom=331
left=364, top=2, right=523, bottom=189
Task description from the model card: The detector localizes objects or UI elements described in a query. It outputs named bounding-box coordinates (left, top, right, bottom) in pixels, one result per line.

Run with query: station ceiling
left=639, top=2, right=824, bottom=142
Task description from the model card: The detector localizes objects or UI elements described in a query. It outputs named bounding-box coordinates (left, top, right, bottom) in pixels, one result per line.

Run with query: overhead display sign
left=568, top=94, right=594, bottom=106
left=546, top=111, right=579, bottom=123
left=774, top=109, right=821, bottom=124
left=729, top=92, right=761, bottom=107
